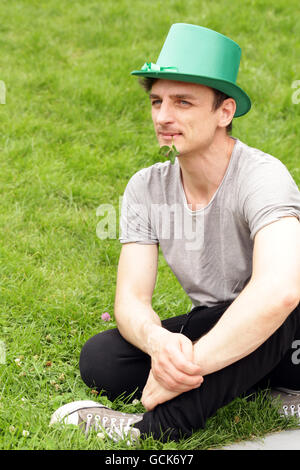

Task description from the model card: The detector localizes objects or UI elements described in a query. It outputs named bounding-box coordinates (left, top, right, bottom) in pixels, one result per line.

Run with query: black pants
left=79, top=301, right=300, bottom=441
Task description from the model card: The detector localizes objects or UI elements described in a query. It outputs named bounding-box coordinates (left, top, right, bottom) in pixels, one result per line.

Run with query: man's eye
left=179, top=100, right=191, bottom=106
left=151, top=100, right=161, bottom=106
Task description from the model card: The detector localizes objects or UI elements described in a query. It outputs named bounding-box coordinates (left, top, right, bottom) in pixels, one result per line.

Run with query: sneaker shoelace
left=84, top=412, right=141, bottom=444
left=282, top=404, right=300, bottom=418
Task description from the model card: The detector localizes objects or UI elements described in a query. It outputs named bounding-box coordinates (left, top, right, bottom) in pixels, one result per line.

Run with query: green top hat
left=131, top=23, right=251, bottom=117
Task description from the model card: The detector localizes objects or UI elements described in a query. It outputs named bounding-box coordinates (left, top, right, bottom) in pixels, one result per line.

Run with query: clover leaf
left=158, top=140, right=179, bottom=164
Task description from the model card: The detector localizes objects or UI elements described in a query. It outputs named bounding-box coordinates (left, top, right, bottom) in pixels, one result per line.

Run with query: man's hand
left=147, top=326, right=203, bottom=392
left=142, top=368, right=204, bottom=411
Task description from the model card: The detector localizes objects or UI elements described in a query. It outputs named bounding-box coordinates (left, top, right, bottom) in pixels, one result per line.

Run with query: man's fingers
left=150, top=332, right=203, bottom=392
left=152, top=358, right=203, bottom=391
left=169, top=344, right=202, bottom=376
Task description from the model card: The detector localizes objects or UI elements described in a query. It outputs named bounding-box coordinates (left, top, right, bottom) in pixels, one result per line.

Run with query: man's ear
left=218, top=98, right=236, bottom=128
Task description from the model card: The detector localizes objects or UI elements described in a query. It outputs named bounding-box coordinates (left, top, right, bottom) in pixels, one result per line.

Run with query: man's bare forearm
left=194, top=280, right=299, bottom=376
left=114, top=296, right=165, bottom=356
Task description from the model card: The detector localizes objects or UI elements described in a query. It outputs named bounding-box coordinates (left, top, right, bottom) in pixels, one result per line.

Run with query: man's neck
left=178, top=135, right=235, bottom=210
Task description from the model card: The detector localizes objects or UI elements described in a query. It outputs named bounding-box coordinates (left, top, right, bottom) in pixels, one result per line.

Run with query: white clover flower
left=97, top=432, right=105, bottom=439
left=132, top=399, right=139, bottom=405
left=22, top=430, right=29, bottom=437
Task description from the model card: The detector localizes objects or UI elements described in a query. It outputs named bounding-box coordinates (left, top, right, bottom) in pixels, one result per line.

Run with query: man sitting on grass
left=51, top=23, right=300, bottom=444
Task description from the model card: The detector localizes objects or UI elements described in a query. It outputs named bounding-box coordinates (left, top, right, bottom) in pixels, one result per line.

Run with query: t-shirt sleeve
left=238, top=156, right=300, bottom=241
left=119, top=171, right=159, bottom=245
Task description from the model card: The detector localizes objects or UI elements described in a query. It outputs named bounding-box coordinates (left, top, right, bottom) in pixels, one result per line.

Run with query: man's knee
left=79, top=329, right=117, bottom=390
left=79, top=328, right=151, bottom=400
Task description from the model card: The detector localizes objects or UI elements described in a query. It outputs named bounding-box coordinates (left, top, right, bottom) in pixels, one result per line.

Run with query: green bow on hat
left=131, top=23, right=251, bottom=118
left=141, top=62, right=178, bottom=73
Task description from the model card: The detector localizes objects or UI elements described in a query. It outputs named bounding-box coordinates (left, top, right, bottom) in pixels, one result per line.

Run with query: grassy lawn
left=0, top=0, right=299, bottom=450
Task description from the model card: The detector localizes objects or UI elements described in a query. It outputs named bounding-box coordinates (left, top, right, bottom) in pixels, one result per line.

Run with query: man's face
left=150, top=79, right=222, bottom=156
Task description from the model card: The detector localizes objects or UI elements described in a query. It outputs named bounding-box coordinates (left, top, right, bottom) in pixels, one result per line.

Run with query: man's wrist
left=142, top=322, right=165, bottom=356
left=193, top=339, right=210, bottom=376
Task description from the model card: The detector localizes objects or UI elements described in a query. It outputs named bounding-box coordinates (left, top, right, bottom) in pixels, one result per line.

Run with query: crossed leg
left=79, top=301, right=300, bottom=441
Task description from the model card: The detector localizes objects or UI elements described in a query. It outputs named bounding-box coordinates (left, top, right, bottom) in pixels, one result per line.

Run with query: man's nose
left=156, top=101, right=174, bottom=125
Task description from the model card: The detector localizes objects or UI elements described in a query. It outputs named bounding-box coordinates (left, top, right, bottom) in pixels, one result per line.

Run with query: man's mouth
left=159, top=132, right=182, bottom=140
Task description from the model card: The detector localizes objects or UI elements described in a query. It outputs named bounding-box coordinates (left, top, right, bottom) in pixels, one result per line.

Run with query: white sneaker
left=50, top=400, right=144, bottom=444
left=270, top=389, right=300, bottom=422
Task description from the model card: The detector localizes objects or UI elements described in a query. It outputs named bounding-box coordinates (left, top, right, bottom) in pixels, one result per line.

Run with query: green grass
left=0, top=0, right=299, bottom=450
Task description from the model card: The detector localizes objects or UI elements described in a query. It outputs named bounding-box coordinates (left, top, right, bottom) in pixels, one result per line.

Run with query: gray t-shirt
left=119, top=138, right=300, bottom=307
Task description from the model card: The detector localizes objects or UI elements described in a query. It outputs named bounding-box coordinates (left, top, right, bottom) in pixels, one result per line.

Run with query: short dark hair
left=139, top=77, right=233, bottom=134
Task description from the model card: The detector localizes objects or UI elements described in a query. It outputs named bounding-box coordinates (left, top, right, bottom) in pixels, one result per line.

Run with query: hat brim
left=131, top=70, right=251, bottom=118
